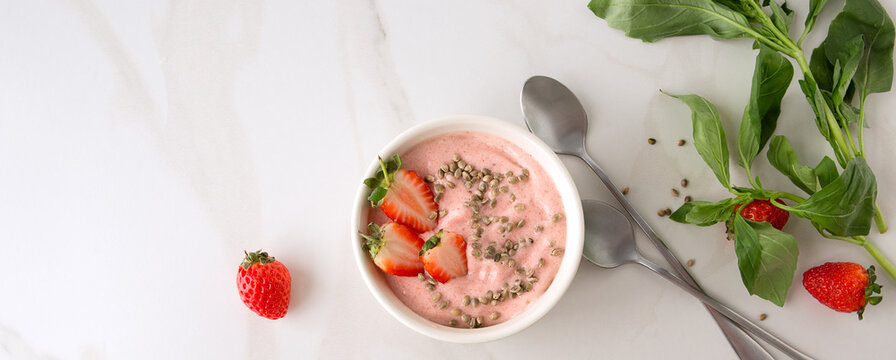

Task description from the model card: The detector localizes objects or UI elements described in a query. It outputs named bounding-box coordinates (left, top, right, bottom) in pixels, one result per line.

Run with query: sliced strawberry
left=364, top=155, right=438, bottom=233
left=420, top=230, right=468, bottom=283
left=360, top=222, right=424, bottom=276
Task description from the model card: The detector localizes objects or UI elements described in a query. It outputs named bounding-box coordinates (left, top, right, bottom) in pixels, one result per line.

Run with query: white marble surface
left=2, top=1, right=895, bottom=359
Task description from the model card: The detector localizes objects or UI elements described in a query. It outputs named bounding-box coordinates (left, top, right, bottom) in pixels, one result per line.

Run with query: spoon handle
left=577, top=151, right=779, bottom=360
left=636, top=256, right=814, bottom=360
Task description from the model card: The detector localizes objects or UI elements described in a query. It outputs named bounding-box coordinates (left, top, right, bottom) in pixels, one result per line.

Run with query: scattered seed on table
left=622, top=186, right=630, bottom=195
left=686, top=259, right=695, bottom=267
left=658, top=209, right=667, bottom=217
left=684, top=195, right=692, bottom=203
left=648, top=138, right=656, bottom=145
left=681, top=178, right=689, bottom=187
left=671, top=188, right=680, bottom=197
left=664, top=208, right=672, bottom=216
left=677, top=139, right=687, bottom=146
left=759, top=313, right=768, bottom=321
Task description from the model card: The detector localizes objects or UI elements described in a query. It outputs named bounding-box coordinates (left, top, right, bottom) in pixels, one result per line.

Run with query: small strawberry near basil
left=803, top=262, right=883, bottom=319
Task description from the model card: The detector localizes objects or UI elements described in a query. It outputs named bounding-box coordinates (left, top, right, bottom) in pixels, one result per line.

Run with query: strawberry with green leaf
left=419, top=230, right=467, bottom=283
left=364, top=155, right=438, bottom=233
left=360, top=222, right=425, bottom=276
left=803, top=262, right=883, bottom=319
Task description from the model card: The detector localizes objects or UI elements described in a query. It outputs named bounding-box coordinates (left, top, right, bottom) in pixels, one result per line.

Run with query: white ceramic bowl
left=350, top=115, right=584, bottom=343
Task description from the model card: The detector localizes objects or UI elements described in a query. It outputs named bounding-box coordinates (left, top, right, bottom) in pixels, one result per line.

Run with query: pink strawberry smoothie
left=367, top=131, right=567, bottom=328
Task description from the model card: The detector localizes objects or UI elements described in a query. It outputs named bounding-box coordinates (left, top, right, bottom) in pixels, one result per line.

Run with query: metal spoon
left=582, top=200, right=813, bottom=360
left=520, top=75, right=774, bottom=360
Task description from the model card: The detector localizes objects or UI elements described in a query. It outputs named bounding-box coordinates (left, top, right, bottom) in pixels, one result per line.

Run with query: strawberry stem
left=377, top=156, right=392, bottom=188
left=241, top=249, right=275, bottom=270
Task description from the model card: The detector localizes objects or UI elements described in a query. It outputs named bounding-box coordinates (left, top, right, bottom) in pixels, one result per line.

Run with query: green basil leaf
left=732, top=216, right=799, bottom=307
left=769, top=0, right=793, bottom=33
left=805, top=0, right=830, bottom=35
left=664, top=92, right=731, bottom=188
left=809, top=41, right=835, bottom=92
left=767, top=136, right=819, bottom=195
left=586, top=0, right=754, bottom=42
left=838, top=101, right=866, bottom=127
left=670, top=198, right=739, bottom=226
left=738, top=46, right=793, bottom=170
left=789, top=158, right=877, bottom=236
left=825, top=0, right=895, bottom=99
left=797, top=78, right=832, bottom=142
left=814, top=156, right=838, bottom=188
left=832, top=36, right=864, bottom=107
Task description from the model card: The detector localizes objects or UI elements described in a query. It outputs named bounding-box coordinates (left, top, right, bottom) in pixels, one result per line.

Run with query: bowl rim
left=350, top=114, right=584, bottom=343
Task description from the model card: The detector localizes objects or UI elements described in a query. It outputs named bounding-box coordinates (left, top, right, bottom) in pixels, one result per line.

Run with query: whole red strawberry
left=802, top=262, right=882, bottom=319
left=237, top=250, right=291, bottom=320
left=735, top=198, right=789, bottom=230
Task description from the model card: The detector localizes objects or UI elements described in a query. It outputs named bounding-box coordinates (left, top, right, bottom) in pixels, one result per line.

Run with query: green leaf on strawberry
left=364, top=155, right=402, bottom=207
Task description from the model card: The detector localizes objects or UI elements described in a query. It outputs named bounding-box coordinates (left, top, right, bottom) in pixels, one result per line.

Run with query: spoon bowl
left=521, top=75, right=589, bottom=156
left=581, top=200, right=813, bottom=360
left=582, top=200, right=636, bottom=269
